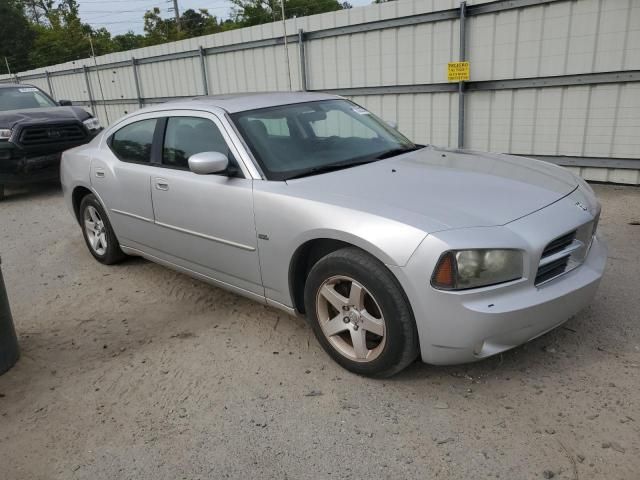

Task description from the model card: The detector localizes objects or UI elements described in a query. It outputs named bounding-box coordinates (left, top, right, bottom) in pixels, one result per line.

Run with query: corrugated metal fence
left=2, top=0, right=639, bottom=183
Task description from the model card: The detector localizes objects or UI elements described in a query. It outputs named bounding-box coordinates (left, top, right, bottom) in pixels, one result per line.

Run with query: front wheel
left=79, top=194, right=126, bottom=265
left=304, top=247, right=419, bottom=377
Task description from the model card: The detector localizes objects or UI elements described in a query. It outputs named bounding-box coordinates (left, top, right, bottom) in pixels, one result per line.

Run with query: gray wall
left=2, top=0, right=639, bottom=183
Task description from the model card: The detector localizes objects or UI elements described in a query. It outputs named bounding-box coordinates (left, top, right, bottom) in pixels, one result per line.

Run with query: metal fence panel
left=0, top=0, right=638, bottom=183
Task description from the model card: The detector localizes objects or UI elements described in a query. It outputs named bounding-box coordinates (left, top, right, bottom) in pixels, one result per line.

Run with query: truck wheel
left=0, top=185, right=5, bottom=201
left=79, top=194, right=126, bottom=265
left=304, top=247, right=419, bottom=378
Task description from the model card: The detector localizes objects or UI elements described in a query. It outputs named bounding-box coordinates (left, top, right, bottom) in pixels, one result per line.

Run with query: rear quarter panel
left=60, top=142, right=99, bottom=219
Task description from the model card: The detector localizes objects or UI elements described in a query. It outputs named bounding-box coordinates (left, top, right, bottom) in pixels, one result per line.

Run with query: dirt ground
left=0, top=182, right=638, bottom=480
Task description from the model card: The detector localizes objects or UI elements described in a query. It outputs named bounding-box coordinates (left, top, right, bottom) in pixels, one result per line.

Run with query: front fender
left=253, top=183, right=427, bottom=307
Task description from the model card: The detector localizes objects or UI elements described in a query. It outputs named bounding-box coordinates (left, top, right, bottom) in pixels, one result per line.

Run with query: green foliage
left=3, top=0, right=358, bottom=73
left=230, top=0, right=348, bottom=27
left=0, top=0, right=35, bottom=74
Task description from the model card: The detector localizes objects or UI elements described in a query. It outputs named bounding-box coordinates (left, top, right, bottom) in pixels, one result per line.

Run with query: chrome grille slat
left=541, top=230, right=576, bottom=258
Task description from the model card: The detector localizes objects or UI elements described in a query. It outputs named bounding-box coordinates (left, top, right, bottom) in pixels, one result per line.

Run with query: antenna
left=88, top=35, right=110, bottom=124
left=280, top=1, right=292, bottom=91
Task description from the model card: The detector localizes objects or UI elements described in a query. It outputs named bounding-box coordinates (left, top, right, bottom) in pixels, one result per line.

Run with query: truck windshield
left=0, top=87, right=58, bottom=112
left=231, top=99, right=417, bottom=180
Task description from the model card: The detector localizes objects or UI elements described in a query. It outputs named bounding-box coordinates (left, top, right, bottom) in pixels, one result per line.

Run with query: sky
left=77, top=0, right=375, bottom=36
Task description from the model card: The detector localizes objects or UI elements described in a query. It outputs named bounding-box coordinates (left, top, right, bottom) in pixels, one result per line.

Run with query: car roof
left=142, top=91, right=342, bottom=115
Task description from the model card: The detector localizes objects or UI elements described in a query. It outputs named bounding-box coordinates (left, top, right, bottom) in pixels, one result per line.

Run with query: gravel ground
left=0, top=182, right=638, bottom=480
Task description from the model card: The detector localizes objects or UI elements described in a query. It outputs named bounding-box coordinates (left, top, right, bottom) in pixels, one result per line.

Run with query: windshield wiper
left=374, top=146, right=421, bottom=160
left=285, top=159, right=378, bottom=180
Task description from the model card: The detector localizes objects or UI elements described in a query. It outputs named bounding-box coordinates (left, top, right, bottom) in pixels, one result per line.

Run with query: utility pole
left=280, top=0, right=292, bottom=91
left=172, top=0, right=181, bottom=31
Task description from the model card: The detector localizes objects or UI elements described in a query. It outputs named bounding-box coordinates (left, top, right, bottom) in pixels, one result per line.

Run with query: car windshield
left=231, top=99, right=417, bottom=180
left=0, top=87, right=57, bottom=112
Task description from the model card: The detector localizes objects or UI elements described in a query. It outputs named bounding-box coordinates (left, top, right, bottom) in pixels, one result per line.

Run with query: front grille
left=535, top=219, right=597, bottom=286
left=535, top=256, right=570, bottom=284
left=18, top=123, right=86, bottom=146
left=541, top=231, right=576, bottom=258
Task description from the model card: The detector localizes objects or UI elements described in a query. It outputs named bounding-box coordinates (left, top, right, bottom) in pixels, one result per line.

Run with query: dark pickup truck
left=0, top=83, right=102, bottom=200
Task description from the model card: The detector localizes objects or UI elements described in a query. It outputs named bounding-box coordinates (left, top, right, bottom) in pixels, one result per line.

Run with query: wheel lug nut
left=343, top=317, right=350, bottom=323
left=353, top=325, right=359, bottom=331
left=342, top=305, right=349, bottom=311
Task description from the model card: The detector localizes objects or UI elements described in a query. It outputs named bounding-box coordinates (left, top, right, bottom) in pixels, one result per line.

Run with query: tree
left=230, top=0, right=346, bottom=27
left=28, top=0, right=112, bottom=67
left=143, top=7, right=179, bottom=45
left=181, top=9, right=225, bottom=37
left=0, top=0, right=35, bottom=73
left=112, top=32, right=146, bottom=52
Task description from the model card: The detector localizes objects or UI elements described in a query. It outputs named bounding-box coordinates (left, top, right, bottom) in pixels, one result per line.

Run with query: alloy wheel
left=315, top=275, right=386, bottom=362
left=84, top=205, right=108, bottom=256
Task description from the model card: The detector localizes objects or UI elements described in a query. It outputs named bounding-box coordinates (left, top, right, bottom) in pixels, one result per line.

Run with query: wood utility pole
left=172, top=0, right=181, bottom=31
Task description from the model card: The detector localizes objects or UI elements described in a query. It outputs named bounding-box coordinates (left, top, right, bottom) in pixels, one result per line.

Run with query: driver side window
left=162, top=117, right=236, bottom=171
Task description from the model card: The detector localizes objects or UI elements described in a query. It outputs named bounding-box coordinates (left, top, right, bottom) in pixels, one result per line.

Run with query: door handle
left=154, top=178, right=169, bottom=191
left=95, top=169, right=105, bottom=178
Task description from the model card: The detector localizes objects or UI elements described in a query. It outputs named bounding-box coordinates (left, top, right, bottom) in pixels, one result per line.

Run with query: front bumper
left=391, top=190, right=607, bottom=365
left=0, top=152, right=62, bottom=185
left=0, top=129, right=101, bottom=186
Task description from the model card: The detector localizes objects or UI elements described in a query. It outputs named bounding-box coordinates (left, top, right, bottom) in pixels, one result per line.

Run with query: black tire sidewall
left=79, top=194, right=124, bottom=265
left=304, top=247, right=418, bottom=377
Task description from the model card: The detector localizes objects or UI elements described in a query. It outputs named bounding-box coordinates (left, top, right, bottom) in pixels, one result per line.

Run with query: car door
left=147, top=111, right=263, bottom=297
left=90, top=115, right=159, bottom=247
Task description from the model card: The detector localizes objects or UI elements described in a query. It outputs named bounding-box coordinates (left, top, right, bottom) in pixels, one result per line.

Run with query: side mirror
left=188, top=151, right=229, bottom=175
left=386, top=120, right=398, bottom=130
left=59, top=100, right=72, bottom=106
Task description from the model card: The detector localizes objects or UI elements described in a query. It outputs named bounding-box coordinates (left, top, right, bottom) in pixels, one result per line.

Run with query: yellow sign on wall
left=447, top=61, right=470, bottom=82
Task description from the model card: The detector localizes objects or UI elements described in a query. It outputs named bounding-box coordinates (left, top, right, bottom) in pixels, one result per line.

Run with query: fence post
left=131, top=57, right=143, bottom=108
left=457, top=1, right=466, bottom=149
left=298, top=29, right=307, bottom=91
left=199, top=46, right=209, bottom=95
left=45, top=70, right=54, bottom=97
left=83, top=65, right=96, bottom=116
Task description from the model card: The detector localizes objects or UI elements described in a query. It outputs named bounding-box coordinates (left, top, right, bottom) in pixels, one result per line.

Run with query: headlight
left=0, top=129, right=12, bottom=140
left=83, top=117, right=101, bottom=131
left=432, top=249, right=523, bottom=290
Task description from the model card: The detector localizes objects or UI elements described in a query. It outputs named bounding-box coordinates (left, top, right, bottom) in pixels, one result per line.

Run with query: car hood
left=285, top=146, right=578, bottom=233
left=0, top=106, right=91, bottom=129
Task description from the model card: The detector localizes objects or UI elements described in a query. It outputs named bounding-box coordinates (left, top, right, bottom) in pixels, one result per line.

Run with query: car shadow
left=2, top=182, right=61, bottom=203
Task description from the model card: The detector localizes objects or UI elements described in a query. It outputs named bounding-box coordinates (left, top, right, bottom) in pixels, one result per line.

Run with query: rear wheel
left=79, top=194, right=126, bottom=265
left=304, top=247, right=419, bottom=377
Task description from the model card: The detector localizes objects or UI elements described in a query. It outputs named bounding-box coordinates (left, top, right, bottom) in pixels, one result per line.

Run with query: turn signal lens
left=432, top=252, right=456, bottom=289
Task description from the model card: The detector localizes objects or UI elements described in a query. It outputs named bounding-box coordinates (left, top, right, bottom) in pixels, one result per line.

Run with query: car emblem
left=47, top=128, right=62, bottom=138
left=575, top=201, right=588, bottom=212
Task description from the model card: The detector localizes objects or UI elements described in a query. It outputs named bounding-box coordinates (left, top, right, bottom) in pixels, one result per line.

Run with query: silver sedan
left=61, top=92, right=607, bottom=377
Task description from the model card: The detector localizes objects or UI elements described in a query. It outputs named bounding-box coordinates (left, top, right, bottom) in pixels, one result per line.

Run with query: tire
left=79, top=194, right=126, bottom=265
left=304, top=247, right=419, bottom=377
left=0, top=184, right=5, bottom=201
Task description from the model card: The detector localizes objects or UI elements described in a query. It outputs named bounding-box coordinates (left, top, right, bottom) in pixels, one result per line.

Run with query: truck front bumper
left=0, top=152, right=62, bottom=186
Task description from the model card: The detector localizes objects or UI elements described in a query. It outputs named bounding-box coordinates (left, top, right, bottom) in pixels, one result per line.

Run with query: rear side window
left=110, top=119, right=157, bottom=163
left=163, top=117, right=233, bottom=170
